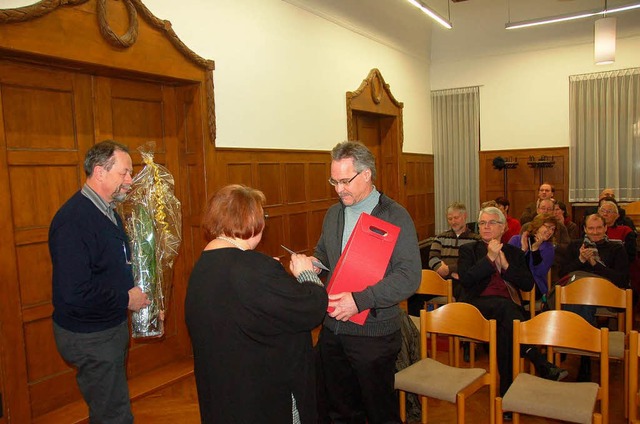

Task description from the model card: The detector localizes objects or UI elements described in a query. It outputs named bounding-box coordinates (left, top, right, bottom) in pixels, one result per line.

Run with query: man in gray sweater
left=314, top=141, right=421, bottom=424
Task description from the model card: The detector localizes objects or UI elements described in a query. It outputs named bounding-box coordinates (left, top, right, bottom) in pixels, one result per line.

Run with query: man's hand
left=487, top=239, right=502, bottom=262
left=128, top=287, right=151, bottom=312
left=328, top=292, right=358, bottom=321
left=436, top=263, right=450, bottom=277
left=579, top=244, right=597, bottom=265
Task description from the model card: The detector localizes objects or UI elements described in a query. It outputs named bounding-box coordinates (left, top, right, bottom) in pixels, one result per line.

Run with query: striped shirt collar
left=81, top=183, right=117, bottom=224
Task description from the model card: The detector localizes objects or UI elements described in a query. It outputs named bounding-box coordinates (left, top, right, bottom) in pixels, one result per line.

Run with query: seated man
left=427, top=203, right=478, bottom=294
left=520, top=183, right=554, bottom=225
left=458, top=206, right=567, bottom=407
left=558, top=212, right=629, bottom=381
left=581, top=188, right=636, bottom=235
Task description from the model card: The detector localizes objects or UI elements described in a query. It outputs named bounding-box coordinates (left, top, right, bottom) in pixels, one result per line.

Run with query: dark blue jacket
left=49, top=191, right=133, bottom=332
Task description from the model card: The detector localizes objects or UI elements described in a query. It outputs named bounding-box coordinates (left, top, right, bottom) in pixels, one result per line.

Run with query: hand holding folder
left=325, top=213, right=400, bottom=325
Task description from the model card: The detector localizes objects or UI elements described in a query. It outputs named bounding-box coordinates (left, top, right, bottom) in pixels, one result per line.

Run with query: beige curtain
left=431, top=86, right=480, bottom=233
left=569, top=68, right=640, bottom=202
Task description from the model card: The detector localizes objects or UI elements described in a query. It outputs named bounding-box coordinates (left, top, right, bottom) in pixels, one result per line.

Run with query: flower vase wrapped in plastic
left=119, top=142, right=182, bottom=338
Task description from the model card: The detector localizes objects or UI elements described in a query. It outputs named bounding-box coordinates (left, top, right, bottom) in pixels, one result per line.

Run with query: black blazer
left=457, top=240, right=534, bottom=303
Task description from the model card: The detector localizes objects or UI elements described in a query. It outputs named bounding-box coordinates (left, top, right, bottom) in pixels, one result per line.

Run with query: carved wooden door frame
left=346, top=68, right=404, bottom=203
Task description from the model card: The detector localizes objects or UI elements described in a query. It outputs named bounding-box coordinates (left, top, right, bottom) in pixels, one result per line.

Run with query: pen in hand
left=280, top=245, right=329, bottom=271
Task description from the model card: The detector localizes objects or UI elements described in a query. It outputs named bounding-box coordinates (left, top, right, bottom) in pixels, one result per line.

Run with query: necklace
left=216, top=236, right=247, bottom=251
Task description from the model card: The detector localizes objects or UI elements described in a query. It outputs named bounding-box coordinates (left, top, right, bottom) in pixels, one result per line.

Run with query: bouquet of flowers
left=119, top=142, right=182, bottom=338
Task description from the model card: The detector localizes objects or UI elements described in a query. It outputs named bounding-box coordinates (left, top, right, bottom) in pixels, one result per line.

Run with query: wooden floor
left=131, top=348, right=629, bottom=423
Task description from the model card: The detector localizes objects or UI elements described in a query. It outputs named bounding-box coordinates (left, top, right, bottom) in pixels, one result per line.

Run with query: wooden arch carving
left=0, top=0, right=217, bottom=143
left=346, top=68, right=404, bottom=145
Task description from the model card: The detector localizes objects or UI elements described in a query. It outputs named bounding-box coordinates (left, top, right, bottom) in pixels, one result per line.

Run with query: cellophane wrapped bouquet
left=119, top=142, right=182, bottom=338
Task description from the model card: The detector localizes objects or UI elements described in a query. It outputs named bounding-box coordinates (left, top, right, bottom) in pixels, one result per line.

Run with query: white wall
left=431, top=35, right=640, bottom=151
left=141, top=0, right=433, bottom=154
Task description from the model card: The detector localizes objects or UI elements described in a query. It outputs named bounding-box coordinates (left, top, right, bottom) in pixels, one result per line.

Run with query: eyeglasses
left=478, top=220, right=502, bottom=227
left=328, top=172, right=361, bottom=187
left=598, top=208, right=617, bottom=215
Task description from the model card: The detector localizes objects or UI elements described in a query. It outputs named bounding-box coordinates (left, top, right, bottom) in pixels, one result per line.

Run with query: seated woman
left=508, top=213, right=559, bottom=299
left=185, top=184, right=328, bottom=424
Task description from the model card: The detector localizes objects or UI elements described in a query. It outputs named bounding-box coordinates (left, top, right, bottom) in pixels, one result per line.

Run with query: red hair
left=202, top=184, right=266, bottom=242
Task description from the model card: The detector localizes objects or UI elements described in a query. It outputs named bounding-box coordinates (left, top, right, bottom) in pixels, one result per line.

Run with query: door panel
left=0, top=60, right=95, bottom=420
left=93, top=76, right=198, bottom=373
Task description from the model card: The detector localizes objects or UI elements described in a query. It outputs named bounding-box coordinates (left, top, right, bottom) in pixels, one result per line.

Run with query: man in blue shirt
left=49, top=140, right=150, bottom=424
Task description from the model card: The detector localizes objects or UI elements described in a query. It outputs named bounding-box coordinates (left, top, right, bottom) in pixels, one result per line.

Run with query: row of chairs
left=395, top=270, right=635, bottom=424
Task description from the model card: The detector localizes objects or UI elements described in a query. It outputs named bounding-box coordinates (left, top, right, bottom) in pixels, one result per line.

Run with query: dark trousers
left=318, top=327, right=401, bottom=424
left=470, top=296, right=527, bottom=396
left=54, top=320, right=133, bottom=424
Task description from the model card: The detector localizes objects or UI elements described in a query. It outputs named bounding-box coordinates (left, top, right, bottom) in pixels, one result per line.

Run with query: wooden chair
left=409, top=270, right=454, bottom=362
left=554, top=277, right=633, bottom=418
left=521, top=269, right=552, bottom=319
left=629, top=330, right=640, bottom=423
left=496, top=310, right=609, bottom=424
left=395, top=303, right=497, bottom=424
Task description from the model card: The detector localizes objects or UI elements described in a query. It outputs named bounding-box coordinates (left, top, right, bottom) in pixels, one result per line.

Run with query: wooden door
left=93, top=76, right=202, bottom=372
left=353, top=111, right=399, bottom=202
left=0, top=59, right=205, bottom=421
left=0, top=60, right=97, bottom=421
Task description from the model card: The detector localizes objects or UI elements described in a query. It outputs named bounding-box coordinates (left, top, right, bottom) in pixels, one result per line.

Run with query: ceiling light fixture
left=505, top=1, right=640, bottom=30
left=594, top=16, right=616, bottom=64
left=406, top=0, right=452, bottom=29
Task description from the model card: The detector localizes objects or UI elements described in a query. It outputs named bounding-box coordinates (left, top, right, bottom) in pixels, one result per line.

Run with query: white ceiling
left=282, top=0, right=640, bottom=63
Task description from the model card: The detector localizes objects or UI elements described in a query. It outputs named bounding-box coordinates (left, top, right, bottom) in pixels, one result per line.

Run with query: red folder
left=326, top=213, right=400, bottom=325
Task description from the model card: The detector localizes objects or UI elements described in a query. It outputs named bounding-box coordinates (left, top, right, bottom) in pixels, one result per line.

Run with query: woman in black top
left=185, top=184, right=328, bottom=423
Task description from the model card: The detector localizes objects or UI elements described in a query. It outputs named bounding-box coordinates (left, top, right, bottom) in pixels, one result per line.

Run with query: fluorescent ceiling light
left=505, top=1, right=640, bottom=30
left=406, top=0, right=452, bottom=29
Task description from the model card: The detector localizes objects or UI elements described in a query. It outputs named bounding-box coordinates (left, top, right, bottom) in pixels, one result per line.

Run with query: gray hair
left=331, top=141, right=377, bottom=181
left=447, top=202, right=467, bottom=214
left=478, top=206, right=506, bottom=223
left=599, top=200, right=619, bottom=214
left=84, top=140, right=129, bottom=176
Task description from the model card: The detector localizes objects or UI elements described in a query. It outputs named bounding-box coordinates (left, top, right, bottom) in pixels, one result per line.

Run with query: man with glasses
left=599, top=199, right=637, bottom=263
left=458, top=206, right=567, bottom=419
left=520, top=182, right=555, bottom=225
left=313, top=141, right=421, bottom=424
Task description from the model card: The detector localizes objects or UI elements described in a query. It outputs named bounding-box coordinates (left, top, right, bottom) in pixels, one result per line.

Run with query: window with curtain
left=569, top=68, right=640, bottom=202
left=431, top=86, right=480, bottom=233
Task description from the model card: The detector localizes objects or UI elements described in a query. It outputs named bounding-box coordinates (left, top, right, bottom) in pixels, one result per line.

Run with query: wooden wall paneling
left=173, top=84, right=206, bottom=355
left=94, top=75, right=190, bottom=379
left=0, top=63, right=96, bottom=420
left=402, top=153, right=434, bottom=241
left=478, top=147, right=569, bottom=221
left=0, top=1, right=216, bottom=420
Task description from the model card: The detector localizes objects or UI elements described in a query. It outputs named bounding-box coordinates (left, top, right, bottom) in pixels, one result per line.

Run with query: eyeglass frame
left=477, top=219, right=504, bottom=227
left=328, top=171, right=361, bottom=187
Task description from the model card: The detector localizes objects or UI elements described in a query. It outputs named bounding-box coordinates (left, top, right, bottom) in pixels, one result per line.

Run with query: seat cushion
left=395, top=358, right=486, bottom=403
left=502, top=372, right=599, bottom=424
